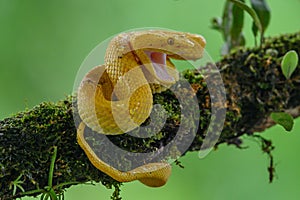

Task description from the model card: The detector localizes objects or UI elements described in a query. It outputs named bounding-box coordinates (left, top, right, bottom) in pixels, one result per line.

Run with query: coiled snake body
left=77, top=30, right=206, bottom=187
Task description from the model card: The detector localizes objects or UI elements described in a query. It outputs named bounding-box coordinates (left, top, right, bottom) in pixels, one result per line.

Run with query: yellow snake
left=76, top=30, right=206, bottom=187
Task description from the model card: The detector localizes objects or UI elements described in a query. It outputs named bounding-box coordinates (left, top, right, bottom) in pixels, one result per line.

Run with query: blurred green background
left=1, top=0, right=300, bottom=199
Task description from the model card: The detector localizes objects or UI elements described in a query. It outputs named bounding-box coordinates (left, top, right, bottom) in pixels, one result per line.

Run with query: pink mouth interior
left=145, top=51, right=174, bottom=82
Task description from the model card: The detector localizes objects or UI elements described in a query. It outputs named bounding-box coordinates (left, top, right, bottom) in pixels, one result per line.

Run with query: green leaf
left=16, top=184, right=25, bottom=193
left=270, top=112, right=294, bottom=131
left=230, top=1, right=245, bottom=46
left=250, top=0, right=271, bottom=37
left=228, top=0, right=263, bottom=33
left=40, top=193, right=46, bottom=200
left=218, top=1, right=246, bottom=55
left=48, top=146, right=57, bottom=188
left=48, top=188, right=58, bottom=200
left=217, top=1, right=234, bottom=55
left=222, top=1, right=234, bottom=42
left=281, top=50, right=299, bottom=79
left=228, top=0, right=263, bottom=45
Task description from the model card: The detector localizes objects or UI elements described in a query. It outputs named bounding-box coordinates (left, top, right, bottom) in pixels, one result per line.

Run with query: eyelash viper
left=76, top=30, right=206, bottom=187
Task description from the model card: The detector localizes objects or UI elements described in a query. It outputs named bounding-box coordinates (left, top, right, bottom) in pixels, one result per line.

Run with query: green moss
left=0, top=97, right=121, bottom=200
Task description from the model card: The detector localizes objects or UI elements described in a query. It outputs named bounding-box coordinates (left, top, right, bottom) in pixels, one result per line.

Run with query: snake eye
left=167, top=37, right=174, bottom=45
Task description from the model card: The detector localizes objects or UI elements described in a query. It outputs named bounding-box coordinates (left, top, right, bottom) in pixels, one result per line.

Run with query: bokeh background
left=1, top=0, right=300, bottom=199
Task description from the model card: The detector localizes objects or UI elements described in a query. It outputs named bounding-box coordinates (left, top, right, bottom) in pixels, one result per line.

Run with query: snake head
left=129, top=30, right=206, bottom=86
left=130, top=30, right=206, bottom=60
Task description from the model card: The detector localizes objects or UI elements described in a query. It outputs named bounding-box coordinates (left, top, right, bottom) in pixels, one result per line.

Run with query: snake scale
left=76, top=30, right=206, bottom=187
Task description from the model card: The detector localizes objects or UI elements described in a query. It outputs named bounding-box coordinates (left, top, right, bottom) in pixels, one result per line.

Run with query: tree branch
left=1, top=32, right=300, bottom=200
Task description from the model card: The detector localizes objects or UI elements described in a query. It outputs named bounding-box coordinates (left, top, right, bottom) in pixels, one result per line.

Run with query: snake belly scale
left=76, top=30, right=206, bottom=187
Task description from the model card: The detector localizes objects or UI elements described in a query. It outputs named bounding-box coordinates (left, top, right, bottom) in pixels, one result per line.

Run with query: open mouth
left=144, top=51, right=175, bottom=83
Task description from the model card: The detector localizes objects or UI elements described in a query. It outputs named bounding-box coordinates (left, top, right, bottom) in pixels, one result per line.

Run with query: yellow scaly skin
left=77, top=30, right=206, bottom=187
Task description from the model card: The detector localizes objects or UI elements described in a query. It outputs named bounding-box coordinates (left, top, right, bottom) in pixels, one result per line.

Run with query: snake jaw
left=144, top=51, right=176, bottom=84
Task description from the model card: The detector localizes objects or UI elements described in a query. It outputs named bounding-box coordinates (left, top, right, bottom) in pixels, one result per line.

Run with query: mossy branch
left=1, top=32, right=300, bottom=200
